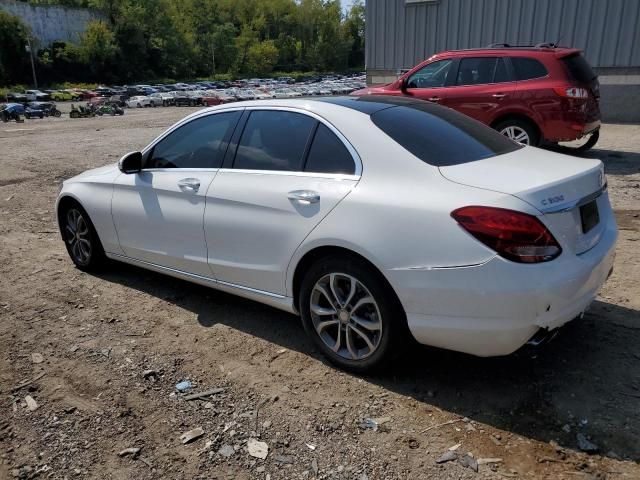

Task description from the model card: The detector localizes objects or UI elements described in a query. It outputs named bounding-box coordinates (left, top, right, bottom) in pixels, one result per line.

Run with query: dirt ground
left=0, top=104, right=638, bottom=480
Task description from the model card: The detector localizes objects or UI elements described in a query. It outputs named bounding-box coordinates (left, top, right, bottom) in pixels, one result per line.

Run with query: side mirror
left=399, top=77, right=408, bottom=92
left=118, top=151, right=142, bottom=174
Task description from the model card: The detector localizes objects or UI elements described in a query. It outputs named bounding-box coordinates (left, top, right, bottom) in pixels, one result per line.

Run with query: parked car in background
left=149, top=92, right=174, bottom=106
left=126, top=96, right=152, bottom=108
left=0, top=103, right=24, bottom=122
left=6, top=92, right=27, bottom=102
left=25, top=90, right=51, bottom=101
left=201, top=92, right=224, bottom=106
left=353, top=44, right=601, bottom=151
left=56, top=96, right=616, bottom=372
left=173, top=91, right=200, bottom=106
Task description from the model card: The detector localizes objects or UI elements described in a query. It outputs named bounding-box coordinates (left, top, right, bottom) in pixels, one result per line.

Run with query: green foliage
left=0, top=11, right=32, bottom=86
left=3, top=0, right=366, bottom=86
left=247, top=40, right=279, bottom=76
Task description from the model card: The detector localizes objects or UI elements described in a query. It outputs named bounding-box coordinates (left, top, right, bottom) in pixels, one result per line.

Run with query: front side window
left=145, top=111, right=240, bottom=169
left=511, top=57, right=548, bottom=81
left=304, top=124, right=355, bottom=174
left=234, top=110, right=315, bottom=171
left=407, top=59, right=454, bottom=88
left=456, top=57, right=511, bottom=85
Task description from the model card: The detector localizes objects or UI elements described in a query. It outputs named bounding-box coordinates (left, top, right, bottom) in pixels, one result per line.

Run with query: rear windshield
left=371, top=103, right=522, bottom=166
left=562, top=54, right=597, bottom=84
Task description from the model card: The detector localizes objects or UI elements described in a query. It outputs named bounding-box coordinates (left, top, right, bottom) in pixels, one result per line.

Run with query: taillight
left=451, top=206, right=561, bottom=263
left=553, top=86, right=589, bottom=99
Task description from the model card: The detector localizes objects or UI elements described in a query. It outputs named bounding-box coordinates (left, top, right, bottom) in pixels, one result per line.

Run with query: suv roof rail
left=486, top=42, right=558, bottom=49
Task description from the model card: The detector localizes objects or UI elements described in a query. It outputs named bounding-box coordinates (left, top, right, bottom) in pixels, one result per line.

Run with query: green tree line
left=0, top=0, right=365, bottom=86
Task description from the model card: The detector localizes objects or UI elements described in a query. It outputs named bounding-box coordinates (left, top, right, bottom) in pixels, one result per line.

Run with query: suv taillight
left=451, top=206, right=561, bottom=263
left=553, top=86, right=589, bottom=99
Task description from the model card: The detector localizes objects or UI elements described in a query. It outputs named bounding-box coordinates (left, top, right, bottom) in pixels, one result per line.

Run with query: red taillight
left=553, top=86, right=589, bottom=99
left=451, top=206, right=561, bottom=263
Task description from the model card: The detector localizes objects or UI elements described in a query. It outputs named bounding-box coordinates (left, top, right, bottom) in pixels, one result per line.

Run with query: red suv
left=353, top=44, right=601, bottom=150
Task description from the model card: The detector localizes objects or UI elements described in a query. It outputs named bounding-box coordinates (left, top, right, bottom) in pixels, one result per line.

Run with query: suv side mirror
left=118, top=151, right=142, bottom=174
left=399, top=77, right=408, bottom=92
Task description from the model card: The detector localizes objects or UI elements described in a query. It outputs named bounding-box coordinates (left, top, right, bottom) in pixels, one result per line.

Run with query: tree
left=0, top=11, right=32, bottom=86
left=344, top=0, right=365, bottom=68
left=79, top=20, right=118, bottom=80
left=246, top=40, right=279, bottom=76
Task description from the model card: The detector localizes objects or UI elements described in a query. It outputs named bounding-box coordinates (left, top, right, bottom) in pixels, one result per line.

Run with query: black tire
left=494, top=118, right=540, bottom=146
left=70, top=111, right=80, bottom=119
left=299, top=255, right=408, bottom=372
left=53, top=110, right=62, bottom=117
left=59, top=201, right=106, bottom=271
left=137, top=103, right=142, bottom=108
left=25, top=112, right=31, bottom=119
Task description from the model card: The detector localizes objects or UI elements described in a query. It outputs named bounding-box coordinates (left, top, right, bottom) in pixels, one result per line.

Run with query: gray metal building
left=365, top=0, right=640, bottom=122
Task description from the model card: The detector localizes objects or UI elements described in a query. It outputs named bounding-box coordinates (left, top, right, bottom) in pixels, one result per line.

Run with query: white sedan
left=55, top=97, right=617, bottom=371
left=126, top=95, right=152, bottom=108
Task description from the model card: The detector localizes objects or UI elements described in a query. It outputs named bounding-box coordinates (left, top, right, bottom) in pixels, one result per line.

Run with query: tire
left=25, top=113, right=31, bottom=119
left=299, top=255, right=408, bottom=372
left=59, top=202, right=106, bottom=271
left=70, top=111, right=80, bottom=119
left=137, top=103, right=142, bottom=108
left=54, top=110, right=62, bottom=117
left=494, top=118, right=540, bottom=146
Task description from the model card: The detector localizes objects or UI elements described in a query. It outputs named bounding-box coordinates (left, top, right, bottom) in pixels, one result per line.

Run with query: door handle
left=492, top=93, right=507, bottom=98
left=177, top=178, right=201, bottom=193
left=288, top=190, right=320, bottom=204
left=428, top=97, right=441, bottom=102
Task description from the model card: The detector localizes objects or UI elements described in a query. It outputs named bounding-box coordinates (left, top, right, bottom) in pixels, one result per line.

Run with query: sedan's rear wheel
left=300, top=256, right=406, bottom=372
left=495, top=118, right=539, bottom=146
left=61, top=204, right=105, bottom=271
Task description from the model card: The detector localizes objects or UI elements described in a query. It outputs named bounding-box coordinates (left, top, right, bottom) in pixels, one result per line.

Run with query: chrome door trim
left=541, top=183, right=607, bottom=214
left=216, top=168, right=360, bottom=181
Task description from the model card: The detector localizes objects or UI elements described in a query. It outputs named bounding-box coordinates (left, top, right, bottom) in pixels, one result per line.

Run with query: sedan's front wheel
left=300, top=256, right=406, bottom=372
left=61, top=204, right=105, bottom=271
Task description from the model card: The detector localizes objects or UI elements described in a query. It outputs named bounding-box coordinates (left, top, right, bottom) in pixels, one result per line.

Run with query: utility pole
left=25, top=37, right=38, bottom=89
left=211, top=42, right=216, bottom=77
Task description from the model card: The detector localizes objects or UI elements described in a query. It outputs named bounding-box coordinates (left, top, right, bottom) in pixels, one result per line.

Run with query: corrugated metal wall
left=366, top=0, right=640, bottom=70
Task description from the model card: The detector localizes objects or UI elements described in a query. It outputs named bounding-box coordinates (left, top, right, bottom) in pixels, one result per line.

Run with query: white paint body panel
left=56, top=99, right=618, bottom=358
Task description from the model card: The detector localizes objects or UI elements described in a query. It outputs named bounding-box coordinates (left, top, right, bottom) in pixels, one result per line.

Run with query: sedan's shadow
left=95, top=263, right=640, bottom=461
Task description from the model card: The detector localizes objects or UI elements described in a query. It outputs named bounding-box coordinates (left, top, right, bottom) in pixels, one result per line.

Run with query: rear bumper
left=386, top=214, right=617, bottom=357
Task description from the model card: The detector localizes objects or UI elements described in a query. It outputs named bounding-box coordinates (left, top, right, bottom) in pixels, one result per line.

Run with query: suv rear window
left=511, top=57, right=548, bottom=80
left=371, top=102, right=522, bottom=167
left=561, top=53, right=597, bottom=84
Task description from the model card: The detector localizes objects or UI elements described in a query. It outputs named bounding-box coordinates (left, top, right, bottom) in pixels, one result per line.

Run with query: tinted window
left=407, top=59, right=453, bottom=88
left=456, top=57, right=500, bottom=85
left=304, top=124, right=355, bottom=174
left=561, top=54, right=597, bottom=83
left=512, top=57, right=548, bottom=80
left=494, top=58, right=510, bottom=83
left=371, top=102, right=522, bottom=167
left=146, top=111, right=240, bottom=169
left=234, top=110, right=315, bottom=171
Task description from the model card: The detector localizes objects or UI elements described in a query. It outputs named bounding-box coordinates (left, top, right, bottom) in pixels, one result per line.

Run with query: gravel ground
left=0, top=104, right=639, bottom=479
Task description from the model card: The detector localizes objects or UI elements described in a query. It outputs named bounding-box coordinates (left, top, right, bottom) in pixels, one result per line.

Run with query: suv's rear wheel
left=495, top=118, right=539, bottom=146
left=299, top=255, right=406, bottom=372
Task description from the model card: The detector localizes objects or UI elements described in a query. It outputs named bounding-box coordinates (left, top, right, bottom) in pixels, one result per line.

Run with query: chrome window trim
left=217, top=168, right=360, bottom=181
left=138, top=104, right=363, bottom=177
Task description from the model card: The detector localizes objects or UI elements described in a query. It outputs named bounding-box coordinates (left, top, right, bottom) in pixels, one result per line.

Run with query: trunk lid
left=439, top=147, right=607, bottom=254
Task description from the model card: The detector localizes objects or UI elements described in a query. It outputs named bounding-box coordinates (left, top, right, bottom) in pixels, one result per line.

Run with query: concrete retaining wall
left=0, top=0, right=106, bottom=46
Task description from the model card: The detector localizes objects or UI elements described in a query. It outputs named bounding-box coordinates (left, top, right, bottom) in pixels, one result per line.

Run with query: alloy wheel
left=500, top=125, right=530, bottom=145
left=65, top=208, right=92, bottom=265
left=310, top=273, right=383, bottom=361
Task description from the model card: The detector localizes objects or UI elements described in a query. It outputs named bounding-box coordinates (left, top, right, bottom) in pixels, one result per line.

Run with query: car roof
left=198, top=96, right=432, bottom=116
left=432, top=46, right=581, bottom=58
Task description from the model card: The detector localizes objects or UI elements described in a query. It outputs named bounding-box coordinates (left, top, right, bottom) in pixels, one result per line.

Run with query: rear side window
left=511, top=57, right=548, bottom=80
left=561, top=54, right=597, bottom=83
left=146, top=111, right=240, bottom=169
left=234, top=111, right=315, bottom=171
left=456, top=57, right=511, bottom=85
left=304, top=124, right=355, bottom=175
left=371, top=103, right=522, bottom=167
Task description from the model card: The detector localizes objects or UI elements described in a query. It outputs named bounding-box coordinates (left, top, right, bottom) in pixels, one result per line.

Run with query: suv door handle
left=492, top=93, right=507, bottom=98
left=428, top=97, right=441, bottom=102
left=288, top=190, right=320, bottom=204
left=177, top=178, right=201, bottom=193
